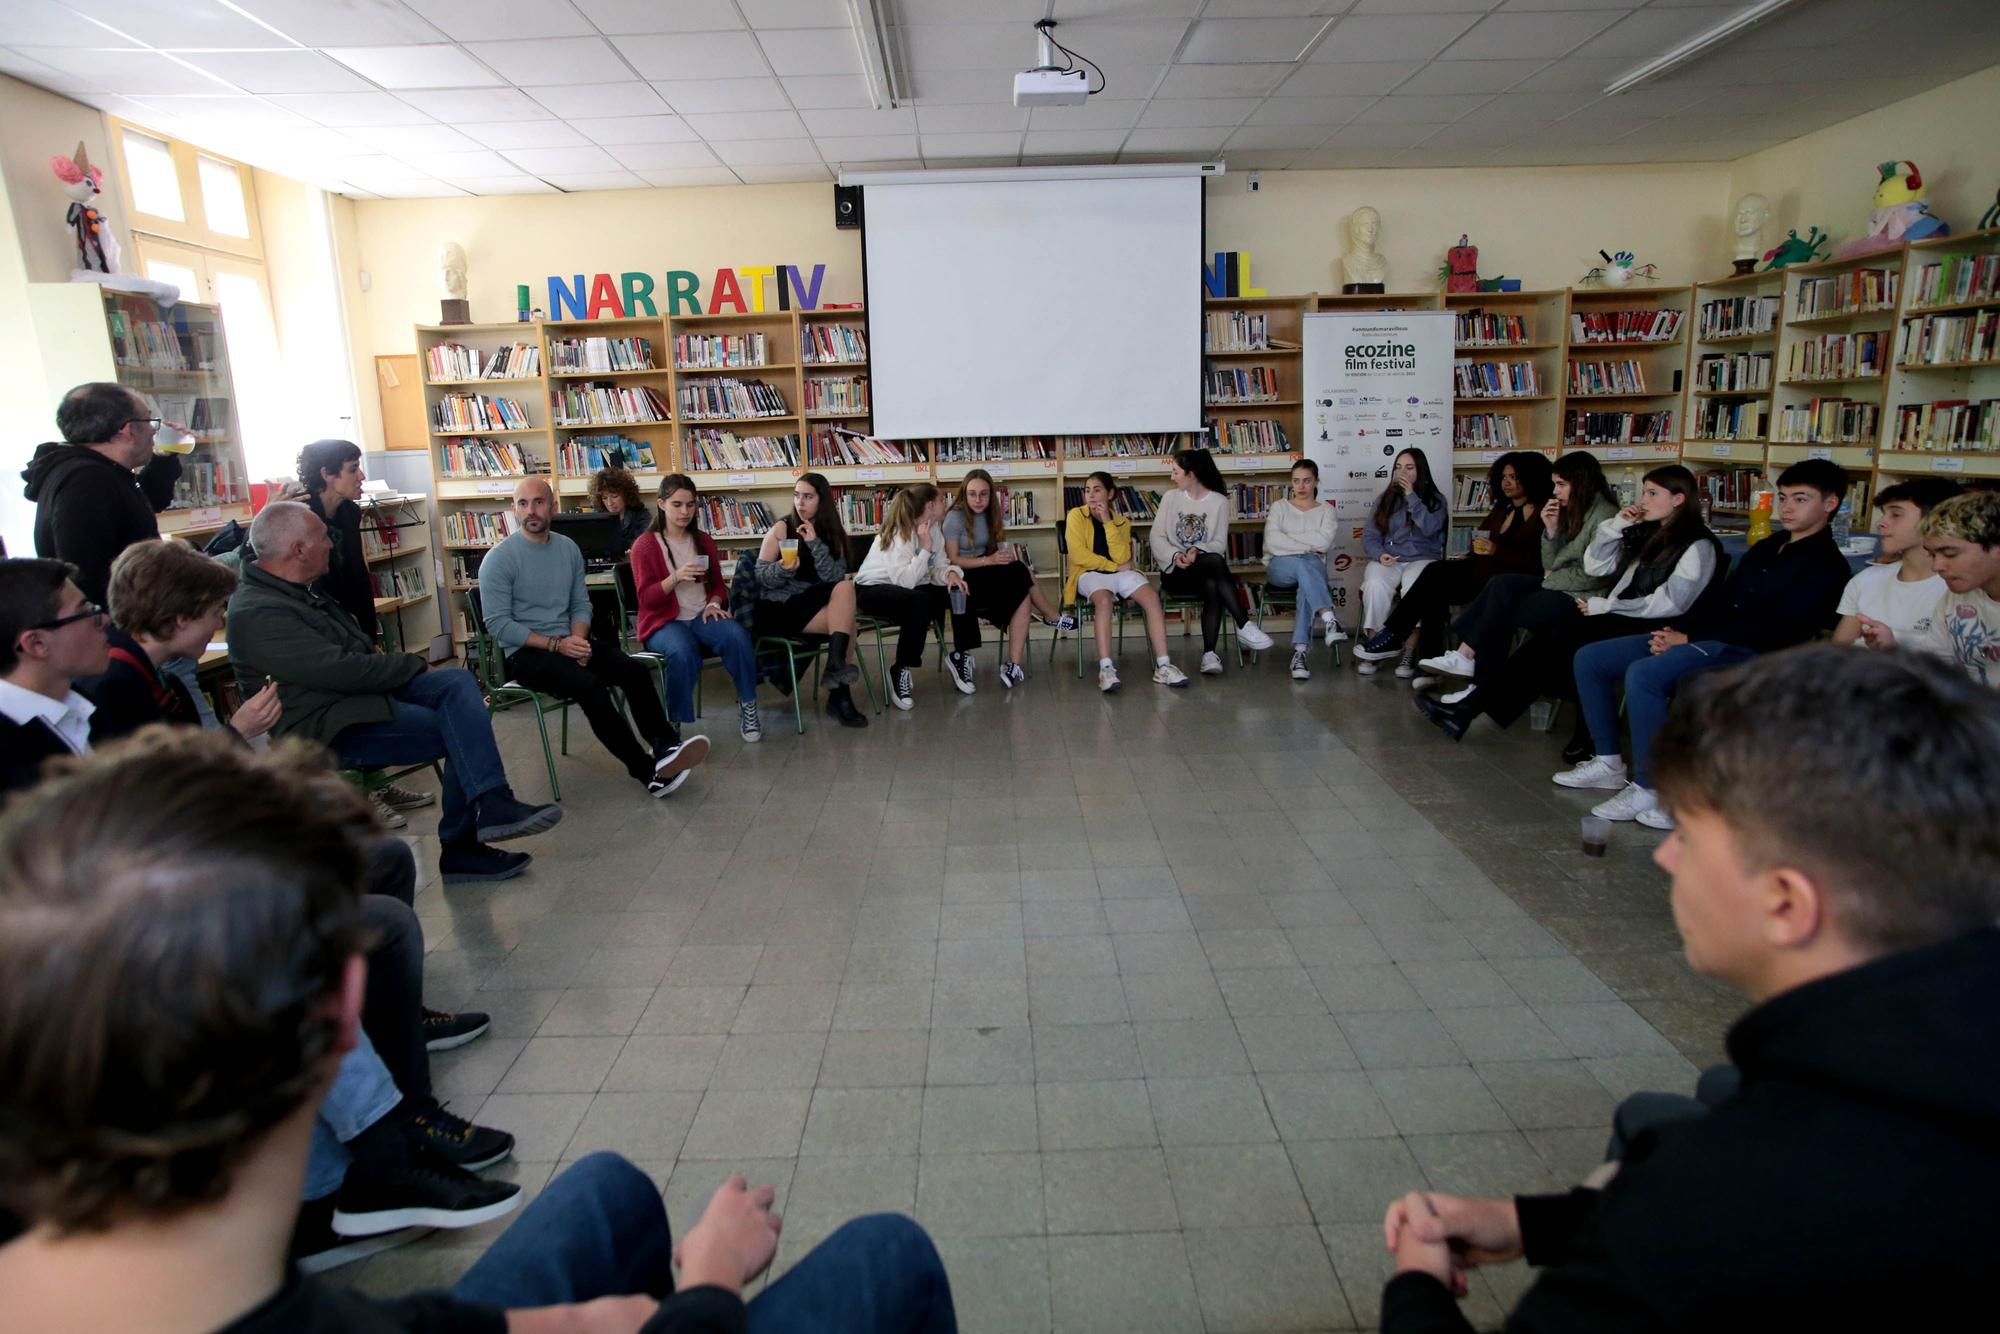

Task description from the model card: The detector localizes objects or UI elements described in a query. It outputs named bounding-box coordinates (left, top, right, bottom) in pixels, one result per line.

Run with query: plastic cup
left=694, top=555, right=710, bottom=572
left=1528, top=700, right=1556, bottom=731
left=950, top=584, right=968, bottom=615
left=1581, top=815, right=1611, bottom=858
left=780, top=539, right=799, bottom=569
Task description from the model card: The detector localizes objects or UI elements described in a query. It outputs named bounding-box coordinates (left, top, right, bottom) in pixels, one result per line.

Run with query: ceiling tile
left=1635, top=43, right=1800, bottom=87
left=755, top=28, right=861, bottom=76
left=1314, top=13, right=1482, bottom=62
left=397, top=88, right=548, bottom=122
left=1324, top=121, right=1448, bottom=146
left=324, top=154, right=431, bottom=183
left=1503, top=55, right=1628, bottom=92
left=1347, top=0, right=1498, bottom=11
left=1181, top=17, right=1335, bottom=63
left=140, top=94, right=317, bottom=131
left=779, top=74, right=875, bottom=108
left=542, top=171, right=649, bottom=190
left=1137, top=98, right=1262, bottom=128
left=1021, top=129, right=1131, bottom=154
left=465, top=36, right=626, bottom=86
left=1154, top=63, right=1289, bottom=96
left=1121, top=126, right=1232, bottom=153
left=1276, top=60, right=1420, bottom=95
left=362, top=179, right=468, bottom=197
left=1353, top=93, right=1490, bottom=123
left=526, top=82, right=670, bottom=119
left=21, top=47, right=236, bottom=94
left=651, top=77, right=794, bottom=113
left=446, top=176, right=559, bottom=193
left=396, top=148, right=517, bottom=176
left=1579, top=86, right=1707, bottom=118
left=606, top=141, right=722, bottom=170
left=614, top=31, right=769, bottom=79
left=896, top=0, right=1046, bottom=19
left=274, top=126, right=373, bottom=156
left=1567, top=7, right=1737, bottom=61
left=63, top=0, right=286, bottom=48
left=811, top=134, right=925, bottom=161
left=1061, top=0, right=1206, bottom=14
left=907, top=67, right=1028, bottom=103
left=1026, top=98, right=1146, bottom=129
left=709, top=137, right=825, bottom=165
left=1222, top=150, right=1305, bottom=169
left=1223, top=123, right=1333, bottom=150
left=1471, top=90, right=1599, bottom=122
left=923, top=155, right=1019, bottom=168
left=682, top=109, right=810, bottom=139
left=347, top=122, right=483, bottom=153
left=503, top=144, right=621, bottom=173
left=917, top=130, right=1026, bottom=157
left=1495, top=0, right=1636, bottom=8
left=172, top=49, right=372, bottom=94
left=407, top=0, right=593, bottom=39
left=1419, top=118, right=1539, bottom=147
left=637, top=166, right=743, bottom=186
left=0, top=0, right=145, bottom=47
left=0, top=47, right=92, bottom=94
left=896, top=25, right=1027, bottom=71
left=732, top=162, right=832, bottom=182
left=459, top=120, right=590, bottom=149
left=570, top=115, right=699, bottom=145
left=325, top=44, right=500, bottom=89
left=228, top=0, right=443, bottom=45
left=739, top=0, right=851, bottom=25
left=266, top=92, right=432, bottom=125
left=1392, top=58, right=1546, bottom=95
left=1245, top=94, right=1374, bottom=124
left=1440, top=11, right=1625, bottom=61
left=1053, top=19, right=1196, bottom=65
left=914, top=104, right=1030, bottom=133
left=801, top=106, right=918, bottom=135
left=573, top=0, right=743, bottom=34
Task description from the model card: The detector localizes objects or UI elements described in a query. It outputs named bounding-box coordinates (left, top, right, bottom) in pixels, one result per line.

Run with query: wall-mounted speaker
left=834, top=183, right=863, bottom=230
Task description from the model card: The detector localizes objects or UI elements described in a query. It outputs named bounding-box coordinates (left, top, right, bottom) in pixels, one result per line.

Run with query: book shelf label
left=190, top=506, right=222, bottom=526
left=1710, top=444, right=1732, bottom=457
left=1480, top=451, right=1501, bottom=463
left=1933, top=457, right=1966, bottom=473
left=987, top=463, right=1013, bottom=476
left=1607, top=447, right=1634, bottom=460
left=1111, top=460, right=1135, bottom=474
left=1807, top=448, right=1832, bottom=461
left=856, top=467, right=885, bottom=480
left=726, top=472, right=756, bottom=486
left=475, top=479, right=513, bottom=494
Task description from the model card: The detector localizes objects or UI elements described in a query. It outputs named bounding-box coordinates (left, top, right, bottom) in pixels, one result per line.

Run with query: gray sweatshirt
left=477, top=531, right=591, bottom=652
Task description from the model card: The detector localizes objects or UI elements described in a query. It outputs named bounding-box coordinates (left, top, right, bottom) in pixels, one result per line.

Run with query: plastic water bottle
left=1830, top=506, right=1851, bottom=549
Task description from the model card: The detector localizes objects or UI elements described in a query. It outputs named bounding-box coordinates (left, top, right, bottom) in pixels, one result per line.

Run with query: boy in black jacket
left=21, top=381, right=182, bottom=605
left=1553, top=459, right=1855, bottom=829
left=1380, top=644, right=2000, bottom=1332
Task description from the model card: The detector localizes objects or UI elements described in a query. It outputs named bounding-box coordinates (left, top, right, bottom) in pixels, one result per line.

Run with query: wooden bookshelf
left=1561, top=287, right=1692, bottom=509
left=1442, top=291, right=1564, bottom=536
left=1880, top=228, right=2000, bottom=477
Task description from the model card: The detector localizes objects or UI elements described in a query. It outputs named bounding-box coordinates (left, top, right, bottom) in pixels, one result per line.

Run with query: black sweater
left=1677, top=526, right=1851, bottom=651
left=1381, top=928, right=2000, bottom=1332
left=21, top=442, right=181, bottom=604
left=306, top=490, right=379, bottom=637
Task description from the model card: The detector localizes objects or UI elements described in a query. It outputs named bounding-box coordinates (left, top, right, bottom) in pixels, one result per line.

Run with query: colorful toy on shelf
left=1836, top=160, right=1949, bottom=257
left=50, top=142, right=119, bottom=274
left=1442, top=234, right=1478, bottom=292
left=1762, top=227, right=1828, bottom=270
left=1580, top=250, right=1659, bottom=287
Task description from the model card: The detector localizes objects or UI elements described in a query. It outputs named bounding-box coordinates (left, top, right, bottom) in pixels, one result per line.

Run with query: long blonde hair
left=879, top=483, right=939, bottom=548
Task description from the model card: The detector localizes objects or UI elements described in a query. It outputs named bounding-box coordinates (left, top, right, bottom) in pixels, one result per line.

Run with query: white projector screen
left=861, top=173, right=1203, bottom=439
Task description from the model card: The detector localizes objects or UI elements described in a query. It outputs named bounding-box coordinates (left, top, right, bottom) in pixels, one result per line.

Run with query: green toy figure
left=1762, top=227, right=1829, bottom=270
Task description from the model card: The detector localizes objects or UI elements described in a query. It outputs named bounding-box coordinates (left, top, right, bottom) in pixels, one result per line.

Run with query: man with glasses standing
left=0, top=558, right=110, bottom=792
left=21, top=381, right=182, bottom=606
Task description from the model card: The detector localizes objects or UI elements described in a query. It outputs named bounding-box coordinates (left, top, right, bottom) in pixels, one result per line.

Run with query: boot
left=824, top=684, right=867, bottom=728
left=823, top=631, right=859, bottom=686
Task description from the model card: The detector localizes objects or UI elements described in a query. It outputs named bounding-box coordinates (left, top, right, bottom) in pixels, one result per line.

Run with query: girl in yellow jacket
left=1063, top=470, right=1189, bottom=692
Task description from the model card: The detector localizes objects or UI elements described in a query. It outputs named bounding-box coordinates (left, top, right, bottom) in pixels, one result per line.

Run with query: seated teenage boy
left=228, top=502, right=559, bottom=883
left=0, top=729, right=959, bottom=1334
left=1862, top=489, right=2000, bottom=688
left=479, top=477, right=706, bottom=796
left=1380, top=643, right=2000, bottom=1332
left=0, top=558, right=110, bottom=793
left=1554, top=459, right=1854, bottom=829
left=1831, top=478, right=1959, bottom=647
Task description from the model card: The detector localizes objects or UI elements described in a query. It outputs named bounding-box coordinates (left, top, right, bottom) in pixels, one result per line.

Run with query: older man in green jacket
left=227, top=501, right=560, bottom=882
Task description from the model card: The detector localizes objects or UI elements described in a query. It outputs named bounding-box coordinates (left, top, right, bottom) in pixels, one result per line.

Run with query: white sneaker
left=1636, top=804, right=1675, bottom=831
left=1591, top=782, right=1660, bottom=823
left=1289, top=647, right=1310, bottom=681
left=1153, top=662, right=1190, bottom=688
left=1237, top=621, right=1273, bottom=651
left=1553, top=755, right=1628, bottom=790
left=1357, top=659, right=1379, bottom=675
left=1394, top=649, right=1416, bottom=679
left=1441, top=684, right=1474, bottom=705
left=1000, top=662, right=1025, bottom=689
left=1410, top=675, right=1438, bottom=691
left=1098, top=662, right=1121, bottom=693
left=1320, top=611, right=1347, bottom=646
left=1200, top=651, right=1224, bottom=675
left=1419, top=648, right=1475, bottom=678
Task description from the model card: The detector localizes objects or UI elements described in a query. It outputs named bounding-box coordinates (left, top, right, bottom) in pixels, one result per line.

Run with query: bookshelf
left=358, top=490, right=433, bottom=653
left=1878, top=228, right=2000, bottom=485
left=1767, top=247, right=1902, bottom=518
left=1683, top=268, right=1783, bottom=518
left=24, top=284, right=252, bottom=542
left=1561, top=286, right=1691, bottom=509
left=548, top=316, right=674, bottom=504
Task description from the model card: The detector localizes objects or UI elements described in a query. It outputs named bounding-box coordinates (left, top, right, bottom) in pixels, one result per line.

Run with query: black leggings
left=1160, top=552, right=1247, bottom=653
left=1379, top=558, right=1510, bottom=659
left=856, top=583, right=969, bottom=670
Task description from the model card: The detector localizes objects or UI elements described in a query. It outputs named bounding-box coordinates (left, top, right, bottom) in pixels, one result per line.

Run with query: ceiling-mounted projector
left=1014, top=67, right=1089, bottom=107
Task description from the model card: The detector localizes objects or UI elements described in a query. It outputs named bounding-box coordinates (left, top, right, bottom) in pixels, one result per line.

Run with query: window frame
left=110, top=118, right=263, bottom=259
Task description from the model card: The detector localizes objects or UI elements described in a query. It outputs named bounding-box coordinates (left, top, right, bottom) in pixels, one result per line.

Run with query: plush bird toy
left=50, top=141, right=121, bottom=274
left=1837, top=160, right=1949, bottom=256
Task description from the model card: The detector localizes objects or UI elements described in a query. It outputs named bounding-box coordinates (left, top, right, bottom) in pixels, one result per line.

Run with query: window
left=121, top=129, right=184, bottom=222
left=197, top=155, right=249, bottom=238
left=110, top=118, right=260, bottom=256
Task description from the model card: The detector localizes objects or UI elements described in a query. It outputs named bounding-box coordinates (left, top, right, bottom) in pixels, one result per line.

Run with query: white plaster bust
left=1341, top=206, right=1387, bottom=286
left=440, top=242, right=468, bottom=300
left=1731, top=194, right=1770, bottom=263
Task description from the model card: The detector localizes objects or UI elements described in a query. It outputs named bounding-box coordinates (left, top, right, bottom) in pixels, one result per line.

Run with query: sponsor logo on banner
left=1332, top=553, right=1352, bottom=572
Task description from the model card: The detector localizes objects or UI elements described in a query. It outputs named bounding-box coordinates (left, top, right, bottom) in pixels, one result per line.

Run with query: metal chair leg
left=532, top=705, right=561, bottom=802
left=786, top=648, right=806, bottom=734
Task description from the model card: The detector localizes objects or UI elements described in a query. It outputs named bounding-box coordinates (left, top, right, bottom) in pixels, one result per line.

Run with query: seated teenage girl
left=753, top=471, right=866, bottom=728
left=940, top=468, right=1076, bottom=691
left=1261, top=457, right=1345, bottom=681
left=854, top=483, right=973, bottom=710
left=1151, top=446, right=1274, bottom=674
left=631, top=473, right=763, bottom=744
left=1063, top=471, right=1187, bottom=693
left=1358, top=447, right=1448, bottom=677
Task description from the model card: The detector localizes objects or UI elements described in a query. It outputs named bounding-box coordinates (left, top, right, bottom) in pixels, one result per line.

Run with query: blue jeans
left=1265, top=554, right=1334, bottom=647
left=331, top=668, right=508, bottom=847
left=646, top=616, right=757, bottom=724
left=453, top=1153, right=957, bottom=1333
left=1574, top=636, right=1754, bottom=785
left=306, top=1031, right=401, bottom=1201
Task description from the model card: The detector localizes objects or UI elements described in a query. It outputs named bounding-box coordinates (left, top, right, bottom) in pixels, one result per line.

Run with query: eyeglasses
left=125, top=417, right=163, bottom=430
left=31, top=602, right=107, bottom=631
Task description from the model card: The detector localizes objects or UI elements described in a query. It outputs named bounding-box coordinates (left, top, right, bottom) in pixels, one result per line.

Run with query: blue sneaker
left=1353, top=629, right=1404, bottom=661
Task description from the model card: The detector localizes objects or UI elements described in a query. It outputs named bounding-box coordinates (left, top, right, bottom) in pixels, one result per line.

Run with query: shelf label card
left=726, top=472, right=756, bottom=486
left=1111, top=460, right=1135, bottom=473
left=1480, top=451, right=1502, bottom=463
left=190, top=506, right=223, bottom=526
left=1710, top=444, right=1732, bottom=457
left=1607, top=447, right=1634, bottom=460
left=475, top=480, right=512, bottom=494
left=987, top=463, right=1013, bottom=476
left=856, top=467, right=885, bottom=480
left=1807, top=448, right=1832, bottom=461
left=1933, top=456, right=1966, bottom=473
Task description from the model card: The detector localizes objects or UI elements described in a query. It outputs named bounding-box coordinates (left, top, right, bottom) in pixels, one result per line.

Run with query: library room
left=2, top=3, right=1998, bottom=1331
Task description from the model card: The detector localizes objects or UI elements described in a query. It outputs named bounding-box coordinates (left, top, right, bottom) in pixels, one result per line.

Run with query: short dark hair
left=0, top=729, right=372, bottom=1234
left=1653, top=645, right=2000, bottom=957
left=296, top=439, right=362, bottom=495
left=0, top=558, right=77, bottom=675
left=108, top=540, right=239, bottom=640
left=590, top=466, right=644, bottom=513
left=1775, top=458, right=1850, bottom=507
left=1874, top=478, right=1962, bottom=515
left=1290, top=457, right=1319, bottom=480
left=56, top=382, right=142, bottom=445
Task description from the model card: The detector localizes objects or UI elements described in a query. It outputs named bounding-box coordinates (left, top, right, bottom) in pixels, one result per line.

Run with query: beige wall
left=0, top=74, right=129, bottom=285
left=254, top=168, right=362, bottom=452
left=1729, top=64, right=2000, bottom=255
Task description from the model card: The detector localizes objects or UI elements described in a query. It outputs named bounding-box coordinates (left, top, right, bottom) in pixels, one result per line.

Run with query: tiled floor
left=341, top=638, right=1744, bottom=1331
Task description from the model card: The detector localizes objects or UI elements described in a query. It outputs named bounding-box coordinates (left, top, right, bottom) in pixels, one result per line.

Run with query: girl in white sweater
left=1151, top=448, right=1274, bottom=673
left=1262, top=458, right=1346, bottom=679
left=855, top=484, right=972, bottom=710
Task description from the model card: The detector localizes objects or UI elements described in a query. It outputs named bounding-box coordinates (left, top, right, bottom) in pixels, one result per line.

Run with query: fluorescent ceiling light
left=846, top=0, right=901, bottom=110
left=841, top=163, right=1222, bottom=187
left=1604, top=0, right=1809, bottom=96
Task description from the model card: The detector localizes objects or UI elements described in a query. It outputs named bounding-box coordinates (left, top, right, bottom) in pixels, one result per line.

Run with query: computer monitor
left=549, top=511, right=622, bottom=563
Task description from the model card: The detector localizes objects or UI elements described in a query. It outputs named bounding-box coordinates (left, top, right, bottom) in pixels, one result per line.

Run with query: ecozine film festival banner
left=1300, top=312, right=1455, bottom=621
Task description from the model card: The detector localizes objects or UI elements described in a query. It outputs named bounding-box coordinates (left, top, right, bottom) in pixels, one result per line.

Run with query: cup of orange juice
left=780, top=539, right=799, bottom=569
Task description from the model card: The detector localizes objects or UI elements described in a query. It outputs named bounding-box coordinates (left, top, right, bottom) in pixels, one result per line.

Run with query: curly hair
left=589, top=466, right=644, bottom=514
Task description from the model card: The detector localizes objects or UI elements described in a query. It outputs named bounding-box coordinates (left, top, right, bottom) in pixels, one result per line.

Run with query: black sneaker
left=440, top=842, right=531, bottom=884
left=292, top=1196, right=428, bottom=1274
left=406, top=1099, right=514, bottom=1171
left=889, top=666, right=914, bottom=711
left=1354, top=629, right=1403, bottom=661
left=946, top=651, right=977, bottom=695
left=331, top=1155, right=523, bottom=1237
left=825, top=688, right=868, bottom=728
left=422, top=1008, right=490, bottom=1052
left=473, top=791, right=563, bottom=843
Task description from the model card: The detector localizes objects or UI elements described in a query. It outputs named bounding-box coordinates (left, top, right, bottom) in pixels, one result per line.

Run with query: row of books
left=1890, top=398, right=1999, bottom=453
left=558, top=436, right=656, bottom=474
left=935, top=485, right=1038, bottom=526
left=1697, top=295, right=1780, bottom=341
left=1451, top=475, right=1499, bottom=512
left=1690, top=400, right=1767, bottom=442
left=1567, top=360, right=1648, bottom=396
left=934, top=437, right=1055, bottom=462
left=1793, top=268, right=1898, bottom=320
left=1908, top=253, right=2000, bottom=311
left=1225, top=532, right=1264, bottom=563
left=441, top=509, right=519, bottom=547
left=1203, top=366, right=1283, bottom=403
left=675, top=333, right=765, bottom=369
left=1061, top=484, right=1160, bottom=520
left=552, top=382, right=670, bottom=426
left=834, top=487, right=899, bottom=533
left=804, top=376, right=869, bottom=414
left=153, top=393, right=232, bottom=436
left=808, top=430, right=920, bottom=466
left=113, top=319, right=194, bottom=371
left=1456, top=361, right=1542, bottom=398
left=1060, top=434, right=1188, bottom=459
left=427, top=342, right=539, bottom=381
left=371, top=565, right=429, bottom=601
left=679, top=378, right=788, bottom=421
left=168, top=458, right=246, bottom=508
left=433, top=394, right=532, bottom=433
left=1454, top=414, right=1519, bottom=449
left=1230, top=483, right=1281, bottom=519
left=551, top=336, right=653, bottom=374
left=1205, top=419, right=1292, bottom=454
left=1896, top=311, right=1998, bottom=367
left=1785, top=332, right=1883, bottom=382
left=1570, top=308, right=1682, bottom=344
left=685, top=430, right=801, bottom=471
left=1693, top=352, right=1772, bottom=392
left=1205, top=310, right=1273, bottom=352
left=1774, top=397, right=1879, bottom=445
left=701, top=497, right=777, bottom=536
left=1454, top=310, right=1530, bottom=347
left=1561, top=410, right=1674, bottom=445
left=361, top=513, right=404, bottom=561
left=447, top=554, right=477, bottom=588
left=803, top=324, right=867, bottom=364
left=439, top=438, right=532, bottom=477
left=1696, top=466, right=1762, bottom=508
